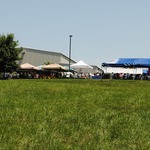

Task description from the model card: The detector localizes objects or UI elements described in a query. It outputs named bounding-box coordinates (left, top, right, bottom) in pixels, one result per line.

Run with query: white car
left=66, top=72, right=74, bottom=78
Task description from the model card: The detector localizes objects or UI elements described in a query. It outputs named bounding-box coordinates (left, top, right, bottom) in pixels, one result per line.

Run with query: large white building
left=19, top=47, right=76, bottom=66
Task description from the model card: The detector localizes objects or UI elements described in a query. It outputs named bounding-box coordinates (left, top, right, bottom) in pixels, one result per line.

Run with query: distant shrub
left=0, top=72, right=3, bottom=79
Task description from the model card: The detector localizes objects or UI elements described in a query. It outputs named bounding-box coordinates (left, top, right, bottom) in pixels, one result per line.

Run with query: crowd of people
left=110, top=72, right=150, bottom=80
left=1, top=70, right=150, bottom=80
left=1, top=71, right=103, bottom=79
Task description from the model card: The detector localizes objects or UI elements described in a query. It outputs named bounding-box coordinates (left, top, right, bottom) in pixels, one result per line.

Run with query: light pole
left=69, top=35, right=73, bottom=72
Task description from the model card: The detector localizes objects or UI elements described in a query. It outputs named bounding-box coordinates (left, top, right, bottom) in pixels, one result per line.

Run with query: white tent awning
left=71, top=60, right=93, bottom=69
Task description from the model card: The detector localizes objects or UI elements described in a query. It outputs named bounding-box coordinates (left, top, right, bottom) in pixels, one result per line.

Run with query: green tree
left=0, top=33, right=23, bottom=72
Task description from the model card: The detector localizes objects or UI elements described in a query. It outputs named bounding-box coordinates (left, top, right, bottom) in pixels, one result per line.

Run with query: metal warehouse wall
left=20, top=48, right=73, bottom=66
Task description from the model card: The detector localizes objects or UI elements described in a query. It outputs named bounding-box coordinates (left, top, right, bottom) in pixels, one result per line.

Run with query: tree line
left=0, top=33, right=23, bottom=74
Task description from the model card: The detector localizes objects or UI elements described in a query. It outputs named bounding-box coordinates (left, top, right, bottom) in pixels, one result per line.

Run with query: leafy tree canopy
left=0, top=33, right=23, bottom=72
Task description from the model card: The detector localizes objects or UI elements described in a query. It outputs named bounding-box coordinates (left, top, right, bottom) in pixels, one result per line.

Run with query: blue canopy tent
left=102, top=58, right=150, bottom=68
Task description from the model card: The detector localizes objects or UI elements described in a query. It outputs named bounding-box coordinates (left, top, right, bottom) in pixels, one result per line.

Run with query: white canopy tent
left=71, top=60, right=93, bottom=74
left=71, top=60, right=93, bottom=69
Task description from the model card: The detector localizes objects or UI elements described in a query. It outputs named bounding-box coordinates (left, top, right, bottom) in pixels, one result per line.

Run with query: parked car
left=66, top=72, right=74, bottom=78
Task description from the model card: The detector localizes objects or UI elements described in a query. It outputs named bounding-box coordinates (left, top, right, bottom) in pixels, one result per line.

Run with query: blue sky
left=1, top=0, right=150, bottom=67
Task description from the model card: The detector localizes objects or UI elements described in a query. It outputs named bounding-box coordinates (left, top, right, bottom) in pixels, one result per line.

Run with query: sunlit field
left=0, top=79, right=150, bottom=149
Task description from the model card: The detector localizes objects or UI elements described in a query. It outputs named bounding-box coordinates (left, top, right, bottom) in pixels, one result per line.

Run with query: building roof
left=23, top=47, right=76, bottom=63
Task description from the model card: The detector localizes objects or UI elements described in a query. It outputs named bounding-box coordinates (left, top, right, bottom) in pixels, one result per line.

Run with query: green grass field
left=0, top=79, right=150, bottom=149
